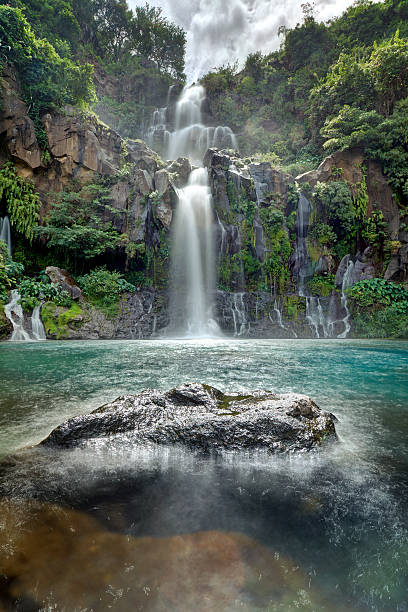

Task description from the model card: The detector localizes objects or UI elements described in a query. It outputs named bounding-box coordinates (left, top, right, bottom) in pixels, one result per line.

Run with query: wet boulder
left=45, top=267, right=82, bottom=300
left=42, top=383, right=337, bottom=452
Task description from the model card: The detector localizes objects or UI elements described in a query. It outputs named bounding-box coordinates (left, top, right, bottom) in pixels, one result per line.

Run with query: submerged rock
left=0, top=498, right=346, bottom=612
left=42, top=383, right=337, bottom=452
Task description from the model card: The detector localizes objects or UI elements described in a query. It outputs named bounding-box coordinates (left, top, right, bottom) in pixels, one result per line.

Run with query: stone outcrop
left=42, top=289, right=169, bottom=341
left=0, top=67, right=42, bottom=171
left=297, top=148, right=400, bottom=239
left=0, top=68, right=181, bottom=244
left=204, top=148, right=294, bottom=211
left=297, top=148, right=407, bottom=281
left=45, top=267, right=83, bottom=300
left=42, top=383, right=337, bottom=452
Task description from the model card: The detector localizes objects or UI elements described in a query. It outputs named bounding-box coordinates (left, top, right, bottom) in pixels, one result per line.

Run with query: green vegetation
left=0, top=6, right=95, bottom=146
left=307, top=275, right=336, bottom=297
left=0, top=240, right=24, bottom=300
left=41, top=300, right=84, bottom=338
left=18, top=276, right=72, bottom=311
left=348, top=279, right=408, bottom=338
left=347, top=278, right=408, bottom=310
left=36, top=184, right=121, bottom=262
left=77, top=266, right=136, bottom=317
left=201, top=0, right=408, bottom=200
left=0, top=163, right=40, bottom=242
left=1, top=0, right=186, bottom=142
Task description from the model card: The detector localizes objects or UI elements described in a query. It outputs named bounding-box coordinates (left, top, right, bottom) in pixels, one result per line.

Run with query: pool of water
left=0, top=339, right=407, bottom=610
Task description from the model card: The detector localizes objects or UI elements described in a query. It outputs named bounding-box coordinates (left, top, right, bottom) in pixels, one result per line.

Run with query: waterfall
left=338, top=259, right=355, bottom=339
left=4, top=289, right=46, bottom=341
left=216, top=213, right=227, bottom=258
left=0, top=216, right=12, bottom=256
left=231, top=293, right=249, bottom=337
left=147, top=84, right=237, bottom=165
left=306, top=297, right=330, bottom=339
left=171, top=168, right=218, bottom=336
left=272, top=300, right=285, bottom=330
left=31, top=304, right=47, bottom=340
left=147, top=84, right=237, bottom=337
left=294, top=193, right=312, bottom=296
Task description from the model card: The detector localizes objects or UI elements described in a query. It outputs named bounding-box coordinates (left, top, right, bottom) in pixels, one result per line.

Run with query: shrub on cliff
left=77, top=267, right=135, bottom=317
left=0, top=6, right=95, bottom=115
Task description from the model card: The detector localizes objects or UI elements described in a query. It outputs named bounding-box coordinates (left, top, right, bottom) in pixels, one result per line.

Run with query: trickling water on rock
left=4, top=289, right=46, bottom=342
left=0, top=215, right=12, bottom=256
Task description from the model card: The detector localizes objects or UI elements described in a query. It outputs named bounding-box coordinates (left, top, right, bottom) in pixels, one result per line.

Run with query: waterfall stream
left=4, top=289, right=46, bottom=341
left=148, top=84, right=237, bottom=336
left=338, top=259, right=355, bottom=339
left=294, top=194, right=355, bottom=338
left=0, top=216, right=12, bottom=256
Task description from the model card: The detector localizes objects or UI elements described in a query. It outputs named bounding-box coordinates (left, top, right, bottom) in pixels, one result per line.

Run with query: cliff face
left=0, top=66, right=181, bottom=247
left=1, top=67, right=406, bottom=340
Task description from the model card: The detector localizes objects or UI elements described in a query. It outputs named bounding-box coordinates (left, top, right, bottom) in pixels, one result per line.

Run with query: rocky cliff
left=1, top=67, right=406, bottom=340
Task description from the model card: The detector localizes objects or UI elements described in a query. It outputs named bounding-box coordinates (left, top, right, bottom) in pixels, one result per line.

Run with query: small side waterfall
left=31, top=304, right=47, bottom=341
left=293, top=193, right=356, bottom=339
left=4, top=289, right=46, bottom=341
left=294, top=194, right=312, bottom=295
left=306, top=297, right=329, bottom=339
left=338, top=259, right=355, bottom=339
left=231, top=293, right=249, bottom=337
left=0, top=216, right=12, bottom=255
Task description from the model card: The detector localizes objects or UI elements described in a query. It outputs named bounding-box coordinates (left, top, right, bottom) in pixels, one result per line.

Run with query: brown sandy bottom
left=0, top=498, right=349, bottom=611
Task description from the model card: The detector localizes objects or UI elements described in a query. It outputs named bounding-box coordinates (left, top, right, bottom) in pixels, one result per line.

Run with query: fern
left=0, top=162, right=40, bottom=242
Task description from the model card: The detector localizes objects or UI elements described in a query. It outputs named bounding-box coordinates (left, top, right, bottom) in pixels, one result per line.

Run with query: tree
left=131, top=3, right=186, bottom=79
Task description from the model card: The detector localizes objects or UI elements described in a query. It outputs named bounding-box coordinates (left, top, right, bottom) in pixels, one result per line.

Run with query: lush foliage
left=0, top=240, right=24, bottom=300
left=200, top=0, right=408, bottom=182
left=352, top=307, right=408, bottom=339
left=0, top=6, right=95, bottom=121
left=18, top=276, right=72, bottom=310
left=346, top=279, right=408, bottom=338
left=36, top=183, right=125, bottom=263
left=307, top=274, right=336, bottom=297
left=0, top=163, right=40, bottom=241
left=77, top=266, right=136, bottom=316
left=347, top=278, right=408, bottom=311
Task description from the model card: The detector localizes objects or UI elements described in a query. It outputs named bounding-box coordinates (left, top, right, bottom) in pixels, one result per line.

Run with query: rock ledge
left=42, top=383, right=337, bottom=453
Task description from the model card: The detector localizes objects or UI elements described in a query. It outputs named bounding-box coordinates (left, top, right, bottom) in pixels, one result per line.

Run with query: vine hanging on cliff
left=0, top=162, right=40, bottom=242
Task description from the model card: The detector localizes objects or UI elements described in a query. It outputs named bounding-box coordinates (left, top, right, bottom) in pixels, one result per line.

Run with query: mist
left=129, top=0, right=359, bottom=81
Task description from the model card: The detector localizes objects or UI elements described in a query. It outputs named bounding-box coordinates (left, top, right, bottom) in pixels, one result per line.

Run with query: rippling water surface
left=0, top=339, right=407, bottom=611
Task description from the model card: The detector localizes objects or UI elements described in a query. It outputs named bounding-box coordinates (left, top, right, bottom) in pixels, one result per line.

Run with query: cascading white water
left=31, top=304, right=47, bottom=341
left=0, top=216, right=12, bottom=256
left=149, top=84, right=238, bottom=337
left=4, top=289, right=46, bottom=341
left=147, top=84, right=237, bottom=165
left=171, top=167, right=218, bottom=336
left=294, top=193, right=312, bottom=296
left=230, top=292, right=249, bottom=337
left=338, top=259, right=355, bottom=339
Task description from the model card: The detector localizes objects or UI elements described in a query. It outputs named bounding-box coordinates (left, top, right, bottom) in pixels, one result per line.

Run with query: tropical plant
left=77, top=266, right=136, bottom=316
left=0, top=163, right=40, bottom=242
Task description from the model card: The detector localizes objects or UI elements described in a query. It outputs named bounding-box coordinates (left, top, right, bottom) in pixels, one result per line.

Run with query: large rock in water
left=42, top=383, right=337, bottom=452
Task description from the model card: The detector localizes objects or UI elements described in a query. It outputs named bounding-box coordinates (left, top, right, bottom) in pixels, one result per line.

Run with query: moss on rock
left=42, top=301, right=85, bottom=339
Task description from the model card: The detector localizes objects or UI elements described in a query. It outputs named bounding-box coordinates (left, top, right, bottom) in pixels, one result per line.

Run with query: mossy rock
left=41, top=301, right=85, bottom=340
